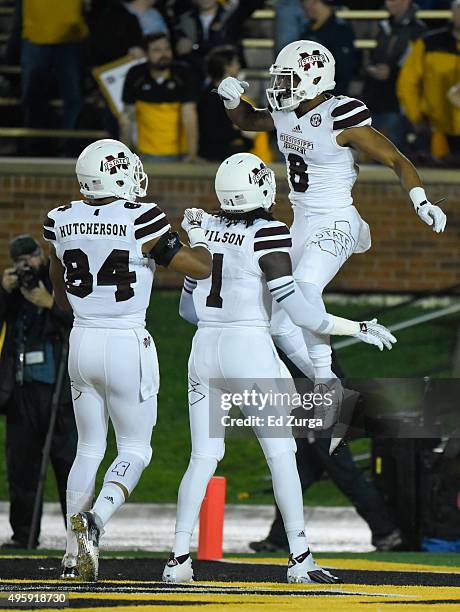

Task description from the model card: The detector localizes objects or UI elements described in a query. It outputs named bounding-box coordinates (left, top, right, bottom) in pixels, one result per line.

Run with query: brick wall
left=0, top=161, right=458, bottom=292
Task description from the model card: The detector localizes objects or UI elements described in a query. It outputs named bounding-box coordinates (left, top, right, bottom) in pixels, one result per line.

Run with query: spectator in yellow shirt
left=121, top=33, right=200, bottom=162
left=21, top=0, right=88, bottom=152
left=397, top=0, right=460, bottom=159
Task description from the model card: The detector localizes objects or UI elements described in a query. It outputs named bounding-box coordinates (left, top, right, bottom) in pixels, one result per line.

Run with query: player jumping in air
left=44, top=139, right=211, bottom=581
left=217, top=40, right=447, bottom=452
left=162, top=152, right=395, bottom=585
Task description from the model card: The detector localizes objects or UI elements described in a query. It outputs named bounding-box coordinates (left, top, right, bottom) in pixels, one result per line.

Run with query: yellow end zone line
left=224, top=556, right=460, bottom=574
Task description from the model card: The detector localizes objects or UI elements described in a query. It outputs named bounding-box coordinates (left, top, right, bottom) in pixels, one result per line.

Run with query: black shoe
left=0, top=538, right=35, bottom=550
left=372, top=528, right=403, bottom=551
left=249, top=538, right=289, bottom=553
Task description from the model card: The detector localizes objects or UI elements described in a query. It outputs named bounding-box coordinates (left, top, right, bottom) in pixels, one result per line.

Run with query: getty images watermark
left=206, top=377, right=460, bottom=439
left=208, top=378, right=338, bottom=437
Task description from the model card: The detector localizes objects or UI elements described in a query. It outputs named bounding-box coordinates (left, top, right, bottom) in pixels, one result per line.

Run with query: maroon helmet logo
left=251, top=163, right=270, bottom=186
left=298, top=51, right=328, bottom=72
left=101, top=152, right=129, bottom=175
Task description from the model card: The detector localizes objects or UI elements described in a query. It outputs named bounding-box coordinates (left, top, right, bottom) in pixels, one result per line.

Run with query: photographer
left=0, top=235, right=76, bottom=549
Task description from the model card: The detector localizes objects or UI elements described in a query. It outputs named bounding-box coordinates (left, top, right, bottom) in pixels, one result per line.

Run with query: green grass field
left=0, top=290, right=457, bottom=505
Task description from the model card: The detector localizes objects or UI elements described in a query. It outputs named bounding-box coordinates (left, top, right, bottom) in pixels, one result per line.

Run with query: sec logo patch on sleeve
left=311, top=114, right=322, bottom=127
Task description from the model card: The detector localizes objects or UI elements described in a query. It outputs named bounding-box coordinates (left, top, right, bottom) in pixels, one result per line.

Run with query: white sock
left=65, top=453, right=103, bottom=557
left=92, top=482, right=125, bottom=526
left=314, top=365, right=336, bottom=381
left=286, top=528, right=311, bottom=559
left=267, top=451, right=311, bottom=559
left=174, top=531, right=192, bottom=557
left=174, top=455, right=218, bottom=556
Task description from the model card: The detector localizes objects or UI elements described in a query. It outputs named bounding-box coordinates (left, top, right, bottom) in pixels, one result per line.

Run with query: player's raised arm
left=217, top=77, right=275, bottom=131
left=142, top=209, right=211, bottom=280
left=259, top=250, right=396, bottom=351
left=336, top=126, right=447, bottom=233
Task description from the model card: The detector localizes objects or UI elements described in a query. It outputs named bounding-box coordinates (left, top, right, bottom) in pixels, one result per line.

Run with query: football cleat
left=372, top=528, right=403, bottom=551
left=329, top=430, right=347, bottom=456
left=287, top=549, right=343, bottom=584
left=162, top=553, right=194, bottom=583
left=249, top=538, right=289, bottom=553
left=70, top=511, right=102, bottom=582
left=329, top=389, right=362, bottom=456
left=313, top=378, right=344, bottom=431
left=60, top=553, right=79, bottom=580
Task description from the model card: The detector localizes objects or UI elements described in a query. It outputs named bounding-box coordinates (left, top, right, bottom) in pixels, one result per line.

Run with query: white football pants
left=174, top=326, right=308, bottom=556
left=271, top=205, right=371, bottom=377
left=65, top=326, right=158, bottom=554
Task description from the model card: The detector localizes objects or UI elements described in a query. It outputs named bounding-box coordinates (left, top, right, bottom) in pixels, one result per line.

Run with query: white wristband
left=330, top=315, right=360, bottom=336
left=187, top=227, right=208, bottom=249
left=409, top=187, right=428, bottom=212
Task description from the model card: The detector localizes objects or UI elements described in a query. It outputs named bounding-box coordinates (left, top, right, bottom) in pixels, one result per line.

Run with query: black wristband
left=148, top=231, right=183, bottom=267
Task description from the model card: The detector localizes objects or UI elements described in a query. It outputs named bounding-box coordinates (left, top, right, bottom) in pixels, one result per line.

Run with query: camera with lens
left=15, top=262, right=40, bottom=291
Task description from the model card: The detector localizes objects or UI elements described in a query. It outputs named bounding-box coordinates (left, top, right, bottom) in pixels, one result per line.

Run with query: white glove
left=409, top=187, right=447, bottom=233
left=181, top=208, right=204, bottom=232
left=417, top=203, right=447, bottom=233
left=355, top=319, right=397, bottom=351
left=181, top=208, right=207, bottom=249
left=217, top=77, right=249, bottom=109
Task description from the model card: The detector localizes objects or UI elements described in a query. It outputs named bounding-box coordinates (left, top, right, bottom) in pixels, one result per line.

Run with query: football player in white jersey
left=43, top=139, right=211, bottom=581
left=217, top=40, right=447, bottom=450
left=162, top=152, right=395, bottom=584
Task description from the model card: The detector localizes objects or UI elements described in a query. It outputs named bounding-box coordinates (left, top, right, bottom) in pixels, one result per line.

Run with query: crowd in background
left=2, top=0, right=460, bottom=165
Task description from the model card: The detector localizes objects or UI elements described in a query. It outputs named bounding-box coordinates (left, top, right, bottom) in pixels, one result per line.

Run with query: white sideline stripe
left=334, top=302, right=460, bottom=350
left=0, top=582, right=414, bottom=598
left=0, top=503, right=374, bottom=553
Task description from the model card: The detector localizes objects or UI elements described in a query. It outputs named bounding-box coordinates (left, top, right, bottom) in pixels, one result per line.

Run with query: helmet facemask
left=105, top=153, right=148, bottom=200
left=267, top=70, right=305, bottom=112
left=267, top=68, right=326, bottom=112
left=130, top=154, right=148, bottom=198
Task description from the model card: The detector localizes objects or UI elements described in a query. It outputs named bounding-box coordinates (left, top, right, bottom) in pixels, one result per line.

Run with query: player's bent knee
left=76, top=442, right=106, bottom=461
left=264, top=445, right=297, bottom=463
left=117, top=444, right=152, bottom=468
left=104, top=452, right=146, bottom=496
left=191, top=449, right=224, bottom=463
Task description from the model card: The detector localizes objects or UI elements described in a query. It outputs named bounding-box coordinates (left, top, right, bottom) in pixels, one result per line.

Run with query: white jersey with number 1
left=189, top=212, right=292, bottom=328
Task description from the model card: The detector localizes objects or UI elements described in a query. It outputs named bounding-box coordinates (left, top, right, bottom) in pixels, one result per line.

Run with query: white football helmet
left=266, top=40, right=336, bottom=112
left=215, top=153, right=276, bottom=213
left=76, top=139, right=148, bottom=200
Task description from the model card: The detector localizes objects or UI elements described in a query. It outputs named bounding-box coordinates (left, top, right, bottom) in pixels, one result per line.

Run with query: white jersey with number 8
left=271, top=95, right=372, bottom=214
